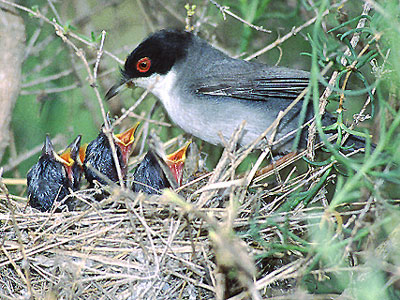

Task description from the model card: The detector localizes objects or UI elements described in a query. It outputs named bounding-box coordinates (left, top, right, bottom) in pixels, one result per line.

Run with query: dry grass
left=0, top=133, right=381, bottom=299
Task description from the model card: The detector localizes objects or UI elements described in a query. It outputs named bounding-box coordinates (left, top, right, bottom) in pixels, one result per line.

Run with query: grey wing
left=194, top=64, right=310, bottom=101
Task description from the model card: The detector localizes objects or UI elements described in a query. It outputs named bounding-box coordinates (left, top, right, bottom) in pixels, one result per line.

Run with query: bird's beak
left=165, top=141, right=191, bottom=186
left=66, top=135, right=82, bottom=160
left=58, top=135, right=82, bottom=167
left=78, top=144, right=87, bottom=166
left=105, top=79, right=135, bottom=100
left=43, top=135, right=55, bottom=157
left=52, top=135, right=81, bottom=184
left=114, top=122, right=140, bottom=165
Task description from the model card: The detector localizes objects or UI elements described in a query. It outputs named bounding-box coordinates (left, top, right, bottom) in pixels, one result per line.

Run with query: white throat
left=133, top=71, right=178, bottom=113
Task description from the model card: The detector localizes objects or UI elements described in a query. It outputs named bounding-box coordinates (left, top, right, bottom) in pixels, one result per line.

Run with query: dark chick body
left=27, top=135, right=82, bottom=212
left=83, top=131, right=124, bottom=186
left=132, top=150, right=172, bottom=195
left=27, top=156, right=70, bottom=212
left=83, top=124, right=139, bottom=187
left=132, top=142, right=190, bottom=195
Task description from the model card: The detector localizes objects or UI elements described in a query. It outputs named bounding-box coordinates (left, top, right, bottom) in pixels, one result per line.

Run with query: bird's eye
left=136, top=57, right=151, bottom=72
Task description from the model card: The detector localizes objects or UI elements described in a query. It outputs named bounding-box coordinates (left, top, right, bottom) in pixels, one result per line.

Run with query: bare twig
left=209, top=0, right=271, bottom=33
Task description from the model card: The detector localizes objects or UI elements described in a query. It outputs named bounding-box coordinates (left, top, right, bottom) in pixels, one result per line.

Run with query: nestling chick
left=27, top=135, right=82, bottom=212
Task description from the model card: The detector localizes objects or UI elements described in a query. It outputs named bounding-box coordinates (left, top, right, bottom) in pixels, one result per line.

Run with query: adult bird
left=106, top=29, right=370, bottom=154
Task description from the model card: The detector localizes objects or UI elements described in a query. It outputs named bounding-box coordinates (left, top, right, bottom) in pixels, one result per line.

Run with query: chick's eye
left=136, top=57, right=151, bottom=72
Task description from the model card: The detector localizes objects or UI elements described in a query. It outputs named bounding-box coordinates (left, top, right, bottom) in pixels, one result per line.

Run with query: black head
left=105, top=29, right=193, bottom=100
left=121, top=29, right=191, bottom=81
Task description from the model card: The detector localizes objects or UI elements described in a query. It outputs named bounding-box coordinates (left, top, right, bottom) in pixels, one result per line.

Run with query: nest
left=0, top=127, right=380, bottom=300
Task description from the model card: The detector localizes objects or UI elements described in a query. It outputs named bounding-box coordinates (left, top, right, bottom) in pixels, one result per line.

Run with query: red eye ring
left=136, top=57, right=151, bottom=73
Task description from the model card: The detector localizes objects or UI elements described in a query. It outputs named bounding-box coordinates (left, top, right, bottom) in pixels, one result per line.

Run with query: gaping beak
left=78, top=144, right=87, bottom=167
left=105, top=79, right=134, bottom=101
left=59, top=135, right=82, bottom=166
left=165, top=141, right=191, bottom=186
left=58, top=136, right=82, bottom=183
left=114, top=122, right=140, bottom=165
left=66, top=135, right=82, bottom=160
